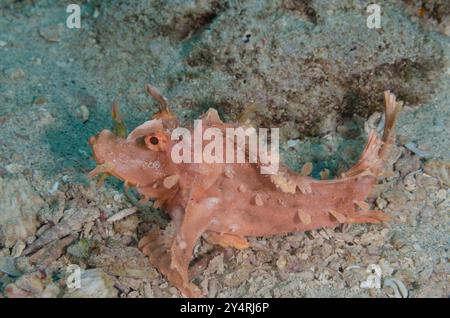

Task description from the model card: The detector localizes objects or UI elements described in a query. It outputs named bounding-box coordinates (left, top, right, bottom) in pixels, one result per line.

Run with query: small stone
left=35, top=223, right=52, bottom=237
left=5, top=163, right=24, bottom=174
left=11, top=240, right=26, bottom=258
left=67, top=238, right=91, bottom=259
left=87, top=245, right=158, bottom=279
left=238, top=184, right=247, bottom=193
left=15, top=272, right=45, bottom=295
left=298, top=270, right=314, bottom=281
left=0, top=40, right=6, bottom=47
left=8, top=68, right=26, bottom=80
left=143, top=283, right=154, bottom=298
left=63, top=269, right=118, bottom=298
left=77, top=105, right=90, bottom=123
left=383, top=277, right=408, bottom=298
left=207, top=278, right=218, bottom=298
left=107, top=207, right=138, bottom=222
left=403, top=172, right=417, bottom=191
left=41, top=283, right=60, bottom=298
left=436, top=189, right=447, bottom=201
left=394, top=155, right=421, bottom=177
left=376, top=197, right=387, bottom=209
left=0, top=174, right=46, bottom=248
left=113, top=214, right=139, bottom=236
left=4, top=283, right=33, bottom=298
left=0, top=256, right=21, bottom=277
left=286, top=139, right=300, bottom=148
left=320, top=243, right=333, bottom=258
left=127, top=290, right=141, bottom=298
left=32, top=96, right=48, bottom=106
left=14, top=256, right=33, bottom=274
left=29, top=234, right=77, bottom=267
left=320, top=169, right=330, bottom=180
left=276, top=255, right=287, bottom=270
left=301, top=162, right=313, bottom=176
left=77, top=93, right=97, bottom=107
left=39, top=24, right=62, bottom=42
left=420, top=206, right=436, bottom=219
left=404, top=142, right=430, bottom=158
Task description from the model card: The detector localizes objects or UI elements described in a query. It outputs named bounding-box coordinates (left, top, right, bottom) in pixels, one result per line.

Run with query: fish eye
left=144, top=133, right=166, bottom=151
left=149, top=136, right=159, bottom=145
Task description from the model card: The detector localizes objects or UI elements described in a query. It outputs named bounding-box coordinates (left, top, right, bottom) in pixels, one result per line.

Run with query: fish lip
left=88, top=129, right=139, bottom=185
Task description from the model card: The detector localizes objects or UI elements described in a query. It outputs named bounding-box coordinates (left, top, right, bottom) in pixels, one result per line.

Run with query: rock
left=207, top=254, right=225, bottom=275
left=127, top=290, right=141, bottom=298
left=276, top=255, right=287, bottom=270
left=14, top=256, right=33, bottom=274
left=403, top=172, right=417, bottom=192
left=394, top=269, right=417, bottom=289
left=29, top=234, right=78, bottom=268
left=76, top=93, right=97, bottom=107
left=416, top=173, right=439, bottom=190
left=4, top=272, right=48, bottom=298
left=394, top=155, right=421, bottom=177
left=376, top=197, right=387, bottom=210
left=76, top=105, right=90, bottom=123
left=423, top=161, right=450, bottom=187
left=67, top=238, right=91, bottom=259
left=3, top=283, right=33, bottom=298
left=11, top=240, right=26, bottom=258
left=23, top=207, right=99, bottom=255
left=383, top=277, right=409, bottom=298
left=41, top=283, right=60, bottom=298
left=0, top=256, right=21, bottom=277
left=0, top=174, right=46, bottom=248
left=297, top=270, right=314, bottom=281
left=207, top=278, right=219, bottom=298
left=112, top=214, right=139, bottom=236
left=286, top=139, right=300, bottom=148
left=14, top=272, right=45, bottom=294
left=87, top=245, right=158, bottom=279
left=143, top=282, right=154, bottom=298
left=420, top=206, right=436, bottom=219
left=223, top=267, right=251, bottom=288
left=63, top=269, right=118, bottom=298
left=8, top=68, right=26, bottom=80
left=404, top=142, right=430, bottom=158
left=31, top=96, right=48, bottom=106
left=436, top=188, right=447, bottom=201
left=39, top=24, right=62, bottom=42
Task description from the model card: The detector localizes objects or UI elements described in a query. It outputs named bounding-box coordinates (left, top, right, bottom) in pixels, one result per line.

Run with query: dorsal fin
left=145, top=83, right=179, bottom=130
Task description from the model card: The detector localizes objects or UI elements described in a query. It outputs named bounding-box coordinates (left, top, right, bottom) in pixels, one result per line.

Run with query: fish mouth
left=88, top=129, right=124, bottom=183
left=88, top=129, right=153, bottom=188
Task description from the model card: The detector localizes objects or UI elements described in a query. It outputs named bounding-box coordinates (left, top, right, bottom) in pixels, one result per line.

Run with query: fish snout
left=89, top=129, right=117, bottom=145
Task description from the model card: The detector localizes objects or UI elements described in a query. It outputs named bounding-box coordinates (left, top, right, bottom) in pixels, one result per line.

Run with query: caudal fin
left=379, top=91, right=402, bottom=160
left=342, top=91, right=402, bottom=178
